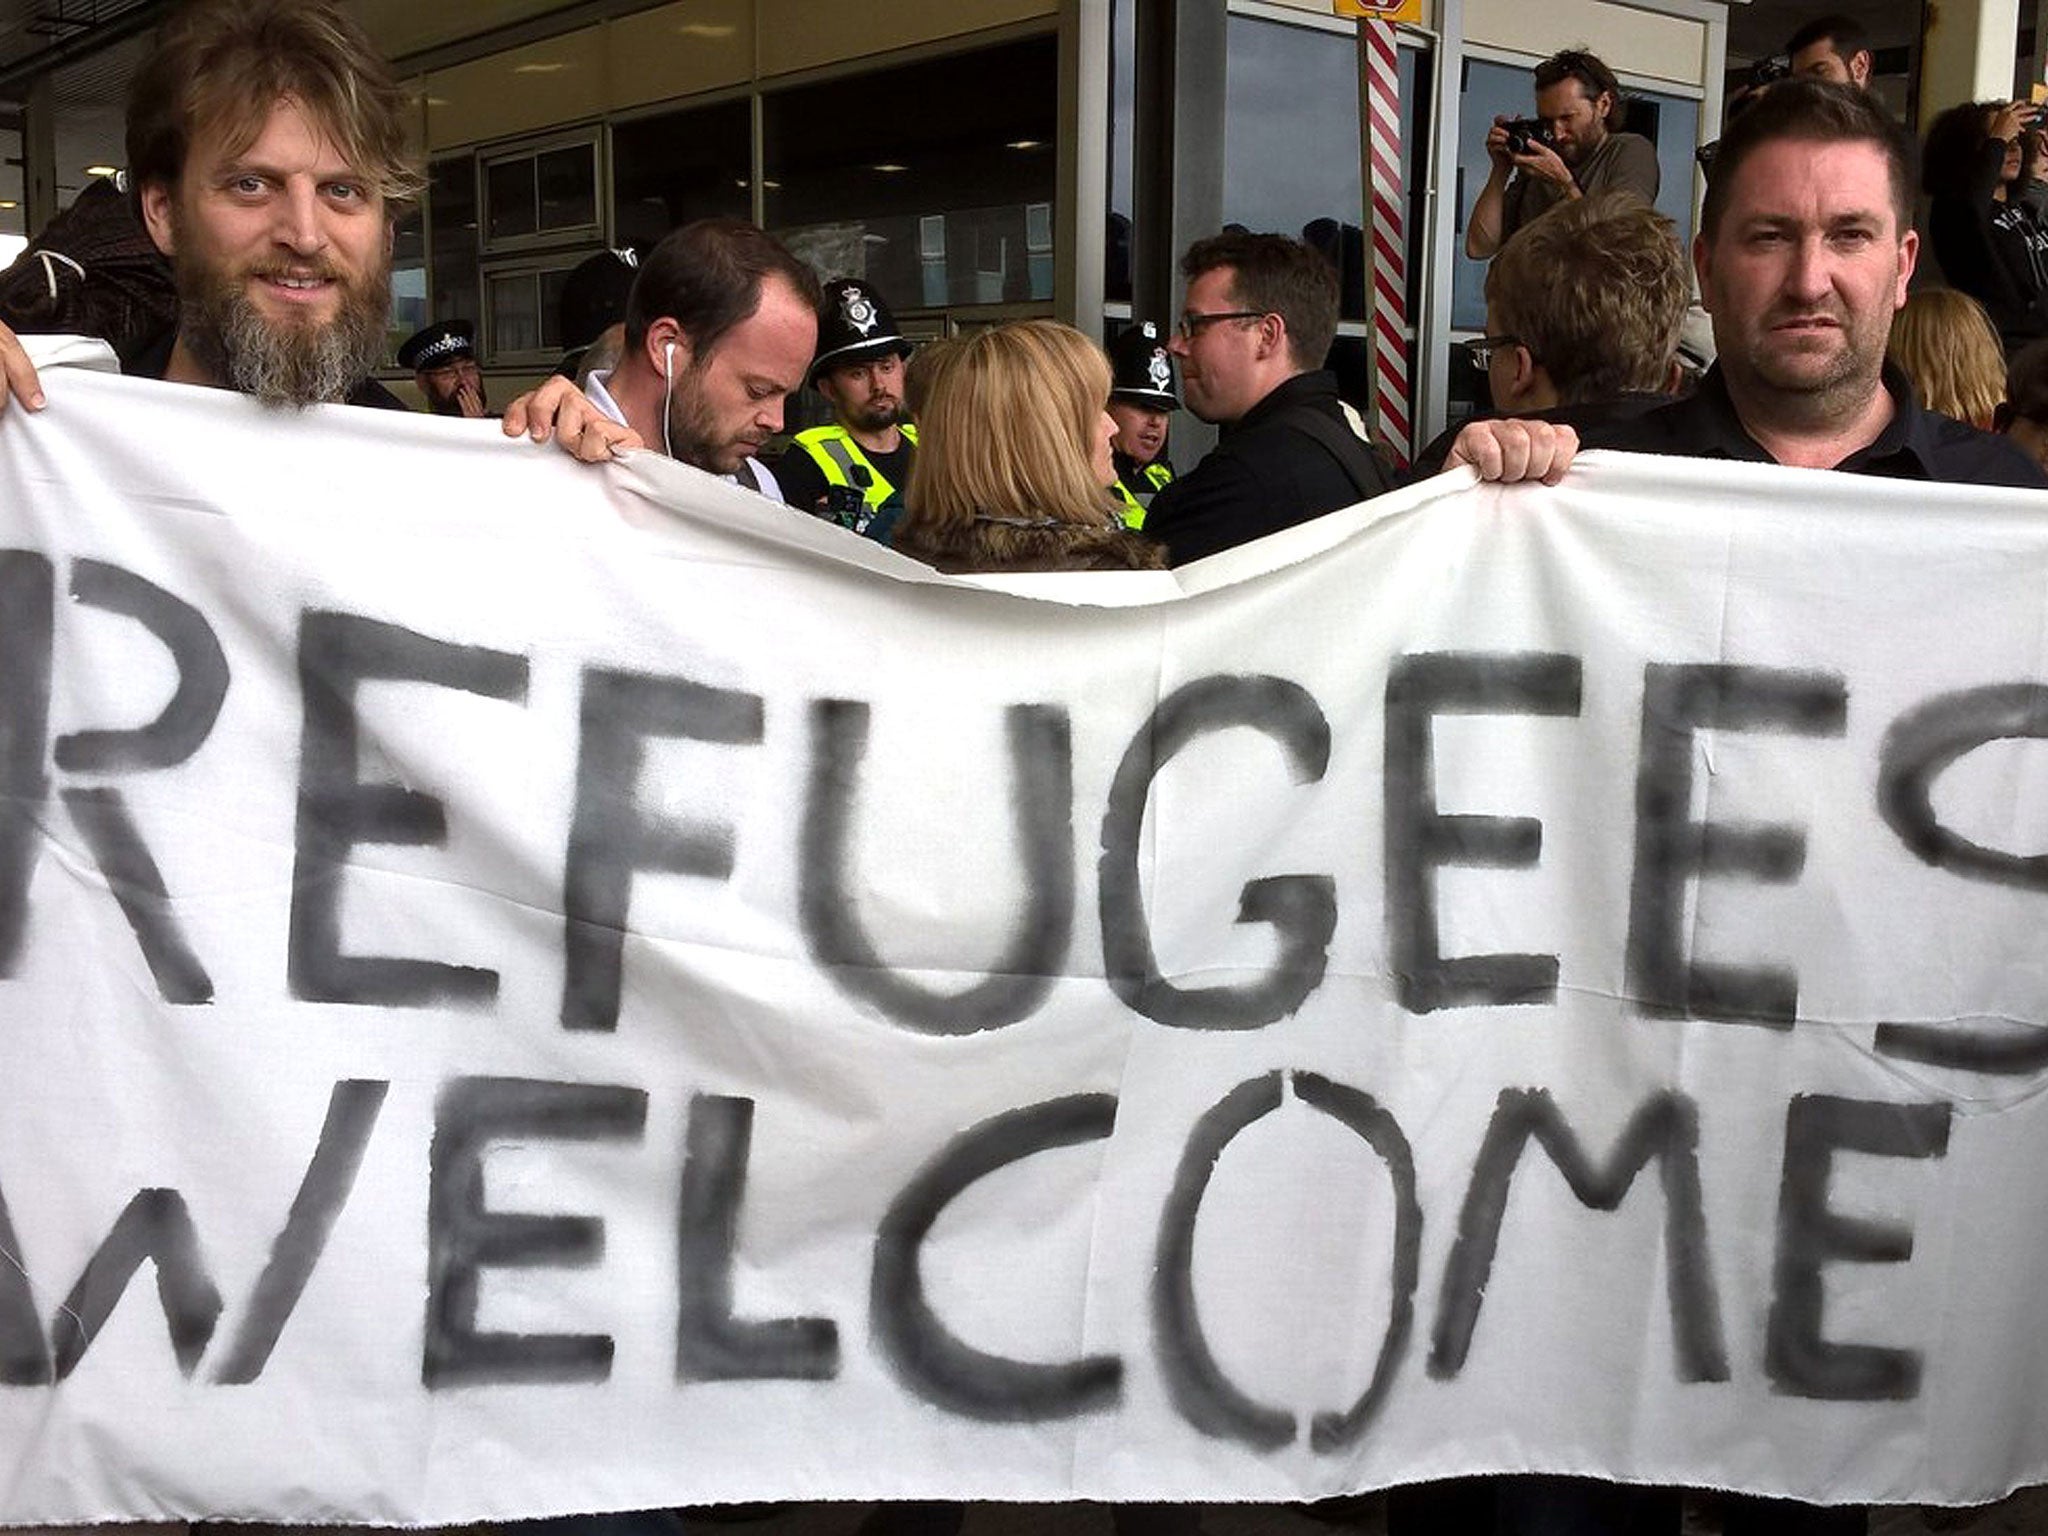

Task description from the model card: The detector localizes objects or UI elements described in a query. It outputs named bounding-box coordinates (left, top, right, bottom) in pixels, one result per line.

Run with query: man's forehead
left=188, top=96, right=361, bottom=177
left=1537, top=79, right=1596, bottom=108
left=1719, top=138, right=1899, bottom=229
left=721, top=291, right=814, bottom=378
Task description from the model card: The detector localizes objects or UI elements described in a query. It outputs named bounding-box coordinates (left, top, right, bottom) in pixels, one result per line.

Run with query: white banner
left=3, top=362, right=2048, bottom=1522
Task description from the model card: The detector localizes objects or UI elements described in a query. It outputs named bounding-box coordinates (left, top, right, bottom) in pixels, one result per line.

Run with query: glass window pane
left=1627, top=90, right=1700, bottom=253
left=539, top=266, right=573, bottom=352
left=389, top=205, right=427, bottom=356
left=763, top=35, right=1058, bottom=308
left=428, top=154, right=480, bottom=336
left=537, top=144, right=597, bottom=232
left=1223, top=15, right=1366, bottom=320
left=1107, top=0, right=1135, bottom=303
left=1453, top=62, right=1699, bottom=330
left=486, top=157, right=537, bottom=241
left=489, top=271, right=540, bottom=354
left=611, top=98, right=753, bottom=249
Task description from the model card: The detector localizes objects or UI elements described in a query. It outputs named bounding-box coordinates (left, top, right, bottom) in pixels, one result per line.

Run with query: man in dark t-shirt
left=1467, top=48, right=1660, bottom=262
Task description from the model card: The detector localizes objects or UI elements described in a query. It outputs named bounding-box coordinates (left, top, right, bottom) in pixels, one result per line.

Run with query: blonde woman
left=1887, top=288, right=2007, bottom=429
left=896, top=319, right=1166, bottom=573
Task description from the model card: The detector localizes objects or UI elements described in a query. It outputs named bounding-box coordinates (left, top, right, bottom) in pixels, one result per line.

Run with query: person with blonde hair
left=895, top=319, right=1165, bottom=573
left=1887, top=288, right=2006, bottom=428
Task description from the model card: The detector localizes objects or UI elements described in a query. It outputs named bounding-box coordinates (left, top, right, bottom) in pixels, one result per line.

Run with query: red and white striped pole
left=1361, top=19, right=1412, bottom=464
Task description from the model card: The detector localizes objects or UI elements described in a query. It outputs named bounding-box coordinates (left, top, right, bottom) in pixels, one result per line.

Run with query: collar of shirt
left=1636, top=363, right=1941, bottom=475
left=583, top=367, right=627, bottom=426
left=1587, top=361, right=2048, bottom=487
left=1232, top=369, right=1341, bottom=434
left=583, top=366, right=780, bottom=497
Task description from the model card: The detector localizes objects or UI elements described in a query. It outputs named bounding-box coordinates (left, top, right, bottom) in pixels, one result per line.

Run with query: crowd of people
left=0, top=1, right=2044, bottom=1534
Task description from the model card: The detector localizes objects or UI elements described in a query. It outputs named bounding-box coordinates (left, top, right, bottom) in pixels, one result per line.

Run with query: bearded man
left=0, top=0, right=415, bottom=413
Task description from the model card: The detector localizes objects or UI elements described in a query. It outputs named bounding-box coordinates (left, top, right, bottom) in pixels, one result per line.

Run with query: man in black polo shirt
left=1584, top=79, right=2045, bottom=491
left=1529, top=77, right=2043, bottom=1536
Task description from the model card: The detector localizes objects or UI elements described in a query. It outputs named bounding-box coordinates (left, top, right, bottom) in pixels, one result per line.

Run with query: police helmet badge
left=1147, top=349, right=1173, bottom=393
left=842, top=287, right=880, bottom=337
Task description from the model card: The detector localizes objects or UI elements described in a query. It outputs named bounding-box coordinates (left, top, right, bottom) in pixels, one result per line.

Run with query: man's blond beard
left=174, top=220, right=392, bottom=406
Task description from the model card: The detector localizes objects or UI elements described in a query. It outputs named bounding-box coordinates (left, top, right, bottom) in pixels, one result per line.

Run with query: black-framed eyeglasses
left=1460, top=334, right=1522, bottom=371
left=1175, top=310, right=1266, bottom=341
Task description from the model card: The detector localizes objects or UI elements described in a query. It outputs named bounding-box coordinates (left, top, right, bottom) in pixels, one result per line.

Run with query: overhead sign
left=1336, top=0, right=1426, bottom=26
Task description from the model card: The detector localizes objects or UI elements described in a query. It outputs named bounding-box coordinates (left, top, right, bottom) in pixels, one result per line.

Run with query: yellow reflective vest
left=792, top=423, right=918, bottom=510
left=1112, top=459, right=1175, bottom=530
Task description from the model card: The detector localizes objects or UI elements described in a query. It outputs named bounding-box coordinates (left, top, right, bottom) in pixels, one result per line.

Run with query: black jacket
left=1142, top=370, right=1393, bottom=567
left=1929, top=139, right=2048, bottom=350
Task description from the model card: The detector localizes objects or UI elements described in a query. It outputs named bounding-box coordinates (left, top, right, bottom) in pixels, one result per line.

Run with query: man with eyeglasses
left=1412, top=193, right=1688, bottom=478
left=1143, top=230, right=1397, bottom=566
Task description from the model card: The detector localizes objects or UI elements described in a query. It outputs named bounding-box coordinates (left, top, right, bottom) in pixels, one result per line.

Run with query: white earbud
left=664, top=340, right=675, bottom=381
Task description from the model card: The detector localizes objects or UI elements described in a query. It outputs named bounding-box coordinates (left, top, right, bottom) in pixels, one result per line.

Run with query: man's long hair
left=1533, top=47, right=1625, bottom=129
left=126, top=0, right=422, bottom=204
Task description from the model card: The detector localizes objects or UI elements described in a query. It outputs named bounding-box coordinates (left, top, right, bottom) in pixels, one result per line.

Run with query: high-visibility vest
left=1112, top=459, right=1174, bottom=530
left=792, top=423, right=918, bottom=510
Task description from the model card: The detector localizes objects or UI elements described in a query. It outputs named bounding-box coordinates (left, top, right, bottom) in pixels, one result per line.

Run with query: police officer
left=778, top=278, right=917, bottom=523
left=1106, top=321, right=1178, bottom=528
left=397, top=319, right=490, bottom=417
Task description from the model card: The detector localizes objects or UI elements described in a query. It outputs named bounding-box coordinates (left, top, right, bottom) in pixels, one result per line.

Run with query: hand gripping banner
left=2, top=360, right=2048, bottom=1521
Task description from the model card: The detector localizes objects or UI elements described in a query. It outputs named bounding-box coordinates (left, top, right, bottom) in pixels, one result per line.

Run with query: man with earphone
left=502, top=218, right=819, bottom=499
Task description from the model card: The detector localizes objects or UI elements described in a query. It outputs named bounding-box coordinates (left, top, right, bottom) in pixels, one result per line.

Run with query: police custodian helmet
left=1108, top=321, right=1179, bottom=410
left=809, top=277, right=914, bottom=386
left=397, top=318, right=477, bottom=372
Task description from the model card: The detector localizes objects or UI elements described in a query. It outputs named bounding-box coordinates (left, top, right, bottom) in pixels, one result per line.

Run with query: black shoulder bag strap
left=1270, top=401, right=1390, bottom=499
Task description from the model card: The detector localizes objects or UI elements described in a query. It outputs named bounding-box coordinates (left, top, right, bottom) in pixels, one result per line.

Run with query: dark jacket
left=1142, top=370, right=1393, bottom=567
left=1929, top=139, right=2048, bottom=350
left=894, top=512, right=1166, bottom=574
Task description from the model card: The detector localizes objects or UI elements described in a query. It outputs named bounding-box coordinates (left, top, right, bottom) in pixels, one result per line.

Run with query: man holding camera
left=1465, top=47, right=1659, bottom=261
left=1786, top=14, right=1875, bottom=89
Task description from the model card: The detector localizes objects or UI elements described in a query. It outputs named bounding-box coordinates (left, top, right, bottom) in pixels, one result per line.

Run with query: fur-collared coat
left=894, top=511, right=1166, bottom=574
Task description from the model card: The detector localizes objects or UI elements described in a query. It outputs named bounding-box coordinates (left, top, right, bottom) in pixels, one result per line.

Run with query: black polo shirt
left=1580, top=363, right=2048, bottom=489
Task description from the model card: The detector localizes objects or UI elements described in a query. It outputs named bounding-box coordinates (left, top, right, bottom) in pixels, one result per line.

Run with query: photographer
left=1924, top=98, right=2048, bottom=351
left=1465, top=46, right=1659, bottom=261
left=1786, top=13, right=1875, bottom=88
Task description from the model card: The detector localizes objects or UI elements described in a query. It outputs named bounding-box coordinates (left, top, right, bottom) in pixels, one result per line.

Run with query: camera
left=1748, top=54, right=1791, bottom=89
left=1504, top=117, right=1550, bottom=156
